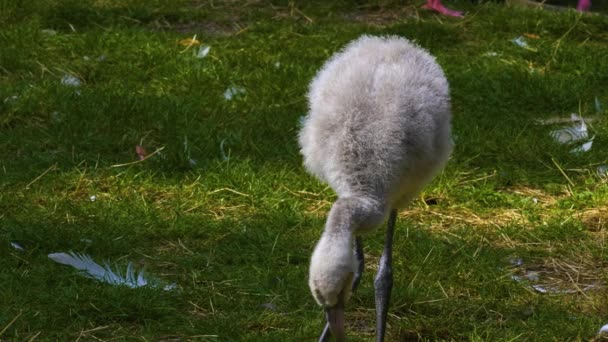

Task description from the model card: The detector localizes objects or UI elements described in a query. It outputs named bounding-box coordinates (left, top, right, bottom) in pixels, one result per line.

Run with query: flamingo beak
left=325, top=295, right=346, bottom=341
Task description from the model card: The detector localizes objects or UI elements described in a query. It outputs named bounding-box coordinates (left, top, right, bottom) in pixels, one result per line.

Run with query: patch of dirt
left=578, top=208, right=608, bottom=232
left=342, top=4, right=421, bottom=26
left=151, top=19, right=244, bottom=36
left=511, top=256, right=607, bottom=297
left=506, top=186, right=563, bottom=206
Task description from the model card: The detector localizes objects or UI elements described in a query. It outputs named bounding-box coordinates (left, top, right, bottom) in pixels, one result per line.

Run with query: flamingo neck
left=325, top=196, right=386, bottom=235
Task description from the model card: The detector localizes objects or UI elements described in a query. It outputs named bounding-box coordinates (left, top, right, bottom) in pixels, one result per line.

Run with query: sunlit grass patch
left=1, top=0, right=608, bottom=340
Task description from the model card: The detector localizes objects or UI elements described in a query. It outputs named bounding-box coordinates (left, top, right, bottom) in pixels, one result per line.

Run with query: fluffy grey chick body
left=298, top=35, right=452, bottom=340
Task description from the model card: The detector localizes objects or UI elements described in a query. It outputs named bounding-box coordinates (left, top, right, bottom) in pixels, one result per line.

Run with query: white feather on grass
left=48, top=252, right=176, bottom=291
left=10, top=242, right=25, bottom=251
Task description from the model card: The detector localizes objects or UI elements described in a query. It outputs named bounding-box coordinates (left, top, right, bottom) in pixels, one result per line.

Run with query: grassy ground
left=1, top=0, right=608, bottom=340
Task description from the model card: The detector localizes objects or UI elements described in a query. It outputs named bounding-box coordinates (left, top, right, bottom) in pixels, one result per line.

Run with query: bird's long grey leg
left=352, top=236, right=365, bottom=291
left=374, top=209, right=397, bottom=342
left=319, top=237, right=364, bottom=342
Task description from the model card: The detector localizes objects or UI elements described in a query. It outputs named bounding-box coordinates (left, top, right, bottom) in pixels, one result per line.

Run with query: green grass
left=1, top=0, right=608, bottom=340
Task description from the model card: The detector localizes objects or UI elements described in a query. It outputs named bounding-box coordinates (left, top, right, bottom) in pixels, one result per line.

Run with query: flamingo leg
left=577, top=0, right=591, bottom=11
left=353, top=236, right=365, bottom=290
left=319, top=237, right=365, bottom=342
left=422, top=0, right=464, bottom=18
left=374, top=209, right=397, bottom=342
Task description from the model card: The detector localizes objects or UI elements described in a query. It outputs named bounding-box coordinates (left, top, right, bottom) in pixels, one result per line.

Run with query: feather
left=196, top=45, right=210, bottom=58
left=10, top=242, right=25, bottom=251
left=48, top=252, right=175, bottom=290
